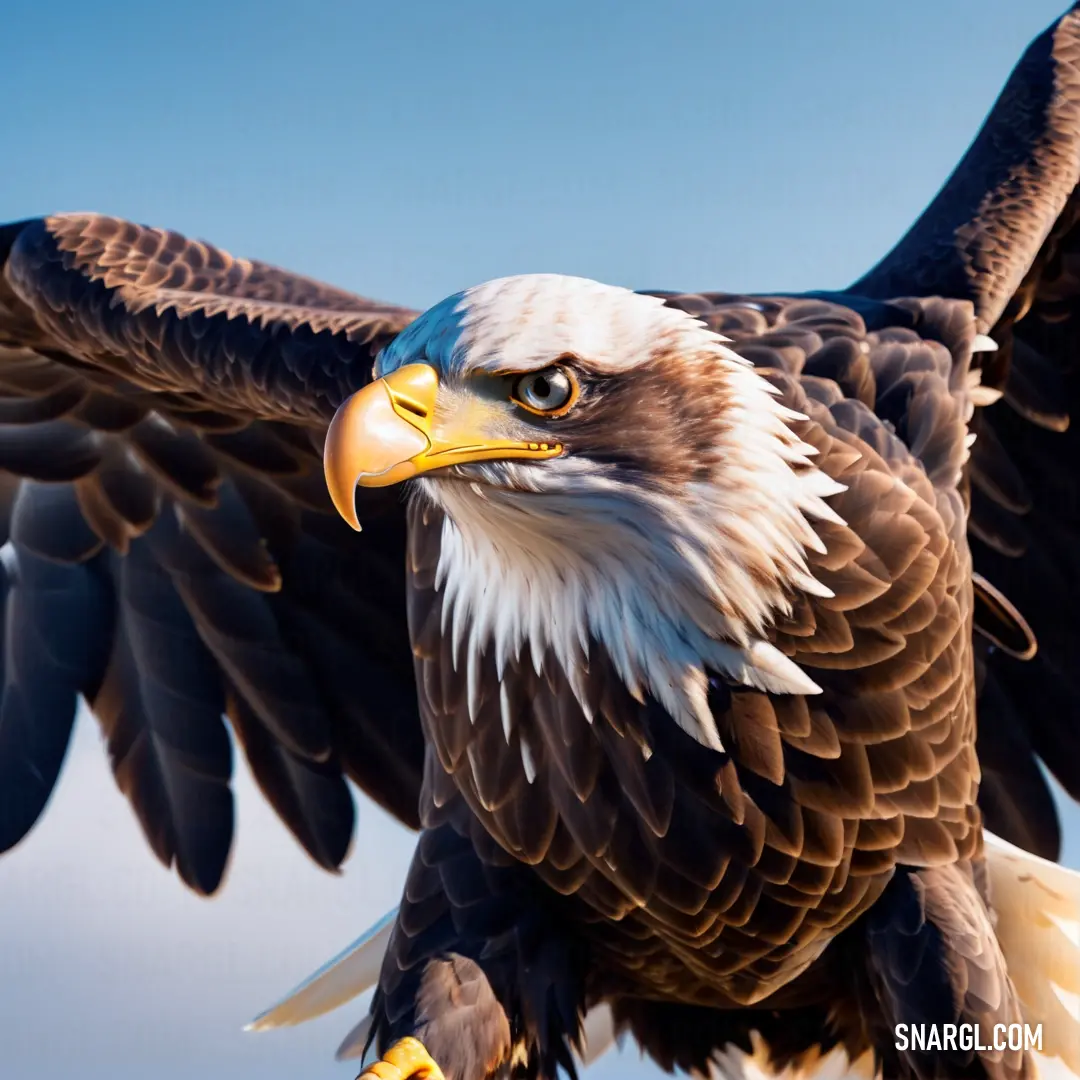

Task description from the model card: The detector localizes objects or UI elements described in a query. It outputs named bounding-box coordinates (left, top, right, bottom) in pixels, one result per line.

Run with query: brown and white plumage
left=4, top=5, right=1080, bottom=1080
left=0, top=214, right=426, bottom=893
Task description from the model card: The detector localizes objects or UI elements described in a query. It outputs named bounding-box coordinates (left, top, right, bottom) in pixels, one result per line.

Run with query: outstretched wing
left=850, top=1, right=1080, bottom=861
left=0, top=213, right=425, bottom=894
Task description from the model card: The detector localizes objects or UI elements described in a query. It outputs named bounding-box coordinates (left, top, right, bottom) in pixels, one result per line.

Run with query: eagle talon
left=358, top=1037, right=446, bottom=1080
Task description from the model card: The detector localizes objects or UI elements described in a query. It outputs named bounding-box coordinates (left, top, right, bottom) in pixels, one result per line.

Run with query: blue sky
left=1, top=2, right=1077, bottom=1078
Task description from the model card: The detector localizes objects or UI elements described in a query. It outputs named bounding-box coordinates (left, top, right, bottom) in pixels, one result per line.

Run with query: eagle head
left=324, top=275, right=844, bottom=749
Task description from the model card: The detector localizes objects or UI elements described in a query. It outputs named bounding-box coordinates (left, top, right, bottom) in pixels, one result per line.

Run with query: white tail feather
left=244, top=907, right=397, bottom=1032
left=984, top=832, right=1080, bottom=1079
left=712, top=1041, right=876, bottom=1080
left=578, top=1003, right=618, bottom=1066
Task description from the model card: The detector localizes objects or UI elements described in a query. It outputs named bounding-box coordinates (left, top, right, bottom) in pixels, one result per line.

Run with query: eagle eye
left=511, top=365, right=578, bottom=416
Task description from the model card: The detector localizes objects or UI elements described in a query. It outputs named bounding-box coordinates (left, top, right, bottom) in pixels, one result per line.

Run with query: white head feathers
left=391, top=275, right=846, bottom=753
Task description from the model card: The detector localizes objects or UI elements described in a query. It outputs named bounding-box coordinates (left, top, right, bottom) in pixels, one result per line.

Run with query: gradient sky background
left=1, top=2, right=1078, bottom=1079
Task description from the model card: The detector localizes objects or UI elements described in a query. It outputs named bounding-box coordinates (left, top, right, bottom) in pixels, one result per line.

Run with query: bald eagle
left=3, top=6, right=1080, bottom=1080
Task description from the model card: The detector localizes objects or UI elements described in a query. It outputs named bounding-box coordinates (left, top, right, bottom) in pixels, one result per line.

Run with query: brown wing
left=0, top=213, right=425, bottom=894
left=846, top=2, right=1080, bottom=861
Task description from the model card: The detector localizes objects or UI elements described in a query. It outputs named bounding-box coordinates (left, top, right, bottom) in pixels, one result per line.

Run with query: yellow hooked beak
left=323, top=363, right=564, bottom=530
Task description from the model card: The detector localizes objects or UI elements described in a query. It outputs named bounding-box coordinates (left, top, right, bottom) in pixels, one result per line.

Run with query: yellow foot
left=358, top=1037, right=446, bottom=1080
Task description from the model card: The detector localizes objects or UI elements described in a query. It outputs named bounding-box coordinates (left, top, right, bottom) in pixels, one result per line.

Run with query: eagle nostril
left=395, top=397, right=428, bottom=419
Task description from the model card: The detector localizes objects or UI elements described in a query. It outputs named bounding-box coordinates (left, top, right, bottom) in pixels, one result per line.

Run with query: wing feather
left=0, top=542, right=113, bottom=854
left=0, top=213, right=423, bottom=891
left=98, top=533, right=233, bottom=895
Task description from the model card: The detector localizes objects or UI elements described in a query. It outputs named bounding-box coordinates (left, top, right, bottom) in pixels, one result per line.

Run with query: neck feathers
left=415, top=337, right=845, bottom=753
